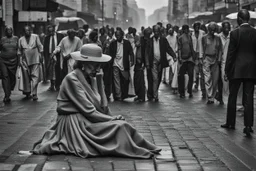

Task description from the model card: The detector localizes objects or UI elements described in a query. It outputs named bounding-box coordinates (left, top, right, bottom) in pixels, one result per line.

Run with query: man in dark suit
left=109, top=30, right=134, bottom=101
left=145, top=25, right=177, bottom=102
left=221, top=9, right=256, bottom=137
left=44, top=25, right=64, bottom=91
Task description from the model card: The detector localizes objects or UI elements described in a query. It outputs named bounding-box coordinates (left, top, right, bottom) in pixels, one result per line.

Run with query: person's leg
left=146, top=68, right=154, bottom=100
left=199, top=63, right=206, bottom=98
left=226, top=79, right=241, bottom=127
left=152, top=61, right=160, bottom=100
left=103, top=63, right=112, bottom=99
left=113, top=66, right=122, bottom=100
left=120, top=70, right=130, bottom=100
left=178, top=62, right=186, bottom=97
left=211, top=62, right=219, bottom=102
left=194, top=63, right=199, bottom=91
left=55, top=55, right=61, bottom=90
left=216, top=63, right=223, bottom=103
left=0, top=61, right=11, bottom=101
left=243, top=80, right=254, bottom=129
left=30, top=64, right=41, bottom=100
left=203, top=59, right=213, bottom=102
left=187, top=61, right=194, bottom=97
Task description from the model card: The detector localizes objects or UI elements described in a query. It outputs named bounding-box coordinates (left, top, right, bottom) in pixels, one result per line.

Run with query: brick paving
left=0, top=81, right=256, bottom=171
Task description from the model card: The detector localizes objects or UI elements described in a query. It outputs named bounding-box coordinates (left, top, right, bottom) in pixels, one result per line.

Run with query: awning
left=189, top=11, right=213, bottom=19
left=77, top=12, right=98, bottom=25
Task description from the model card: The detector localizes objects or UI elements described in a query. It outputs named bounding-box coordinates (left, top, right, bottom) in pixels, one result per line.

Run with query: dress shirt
left=153, top=37, right=160, bottom=61
left=49, top=34, right=57, bottom=53
left=191, top=30, right=204, bottom=54
left=113, top=40, right=124, bottom=71
left=218, top=32, right=230, bottom=63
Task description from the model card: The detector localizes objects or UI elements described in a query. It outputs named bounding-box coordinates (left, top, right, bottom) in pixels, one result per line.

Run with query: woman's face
left=83, top=62, right=101, bottom=77
left=6, top=28, right=13, bottom=37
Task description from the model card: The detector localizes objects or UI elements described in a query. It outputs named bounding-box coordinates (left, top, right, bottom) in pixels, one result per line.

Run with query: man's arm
left=128, top=41, right=135, bottom=66
left=225, top=31, right=237, bottom=79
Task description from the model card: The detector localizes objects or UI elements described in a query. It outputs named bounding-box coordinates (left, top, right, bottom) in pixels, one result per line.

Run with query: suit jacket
left=225, top=24, right=256, bottom=80
left=44, top=33, right=64, bottom=66
left=146, top=36, right=176, bottom=68
left=109, top=39, right=134, bottom=71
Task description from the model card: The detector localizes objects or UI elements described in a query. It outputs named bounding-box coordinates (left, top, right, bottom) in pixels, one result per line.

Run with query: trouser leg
left=243, top=80, right=254, bottom=127
left=152, top=61, right=160, bottom=99
left=147, top=68, right=154, bottom=100
left=226, top=79, right=241, bottom=126
left=120, top=70, right=129, bottom=99
left=30, top=64, right=40, bottom=95
left=103, top=63, right=112, bottom=99
left=194, top=63, right=199, bottom=89
left=187, top=62, right=194, bottom=94
left=203, top=60, right=213, bottom=100
left=210, top=62, right=219, bottom=101
left=199, top=63, right=206, bottom=95
left=113, top=66, right=121, bottom=99
left=217, top=63, right=223, bottom=101
left=178, top=62, right=187, bottom=95
left=0, top=61, right=11, bottom=97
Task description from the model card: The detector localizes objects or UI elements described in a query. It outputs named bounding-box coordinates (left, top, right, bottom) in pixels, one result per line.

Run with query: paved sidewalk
left=0, top=81, right=256, bottom=171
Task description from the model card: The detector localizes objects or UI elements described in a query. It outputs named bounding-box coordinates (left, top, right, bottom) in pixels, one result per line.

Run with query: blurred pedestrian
left=216, top=21, right=231, bottom=104
left=166, top=27, right=178, bottom=94
left=99, top=27, right=107, bottom=46
left=145, top=25, right=176, bottom=102
left=201, top=22, right=222, bottom=104
left=44, top=25, right=64, bottom=91
left=178, top=25, right=196, bottom=98
left=77, top=29, right=87, bottom=45
left=18, top=25, right=43, bottom=101
left=109, top=30, right=134, bottom=101
left=192, top=21, right=206, bottom=98
left=102, top=29, right=115, bottom=100
left=0, top=26, right=19, bottom=103
left=221, top=9, right=256, bottom=137
left=52, top=29, right=82, bottom=77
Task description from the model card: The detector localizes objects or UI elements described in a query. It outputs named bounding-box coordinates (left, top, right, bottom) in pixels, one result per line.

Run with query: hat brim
left=71, top=51, right=111, bottom=62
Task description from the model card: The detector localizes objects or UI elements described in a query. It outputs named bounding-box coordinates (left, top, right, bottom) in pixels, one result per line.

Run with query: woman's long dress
left=33, top=69, right=161, bottom=158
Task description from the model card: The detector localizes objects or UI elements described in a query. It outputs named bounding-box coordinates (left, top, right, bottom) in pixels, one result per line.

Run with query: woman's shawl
left=57, top=69, right=113, bottom=122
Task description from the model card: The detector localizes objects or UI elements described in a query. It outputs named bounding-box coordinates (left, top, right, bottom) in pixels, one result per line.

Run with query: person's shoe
left=207, top=100, right=214, bottom=104
left=172, top=90, right=178, bottom=94
left=243, top=127, right=251, bottom=137
left=3, top=97, right=11, bottom=103
left=219, top=100, right=224, bottom=105
left=147, top=98, right=154, bottom=101
left=162, top=81, right=167, bottom=84
left=25, top=94, right=32, bottom=99
left=180, top=94, right=185, bottom=98
left=32, top=94, right=38, bottom=101
left=47, top=86, right=55, bottom=91
left=134, top=97, right=139, bottom=102
left=221, top=124, right=235, bottom=130
left=189, top=94, right=193, bottom=98
left=154, top=98, right=159, bottom=102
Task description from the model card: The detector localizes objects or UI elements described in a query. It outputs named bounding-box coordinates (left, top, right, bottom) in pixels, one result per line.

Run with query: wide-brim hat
left=71, top=44, right=111, bottom=62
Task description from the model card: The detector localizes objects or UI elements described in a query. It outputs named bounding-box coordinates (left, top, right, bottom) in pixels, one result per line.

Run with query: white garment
left=49, top=34, right=57, bottom=53
left=153, top=37, right=160, bottom=61
left=113, top=40, right=124, bottom=71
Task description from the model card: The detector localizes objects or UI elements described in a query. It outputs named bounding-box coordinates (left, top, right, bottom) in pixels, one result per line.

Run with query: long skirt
left=33, top=114, right=161, bottom=158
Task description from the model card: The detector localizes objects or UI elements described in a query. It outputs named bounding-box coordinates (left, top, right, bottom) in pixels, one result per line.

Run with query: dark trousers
left=147, top=68, right=153, bottom=100
left=226, top=79, right=255, bottom=127
left=0, top=60, right=16, bottom=97
left=216, top=63, right=223, bottom=101
left=178, top=61, right=194, bottom=95
left=134, top=67, right=145, bottom=101
left=103, top=62, right=113, bottom=99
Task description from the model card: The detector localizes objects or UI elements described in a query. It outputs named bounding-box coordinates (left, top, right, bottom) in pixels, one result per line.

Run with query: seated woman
left=33, top=44, right=161, bottom=159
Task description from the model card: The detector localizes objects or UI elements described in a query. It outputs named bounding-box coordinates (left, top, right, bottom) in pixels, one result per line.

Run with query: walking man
left=178, top=25, right=196, bottom=98
left=201, top=22, right=222, bottom=104
left=44, top=25, right=64, bottom=91
left=192, top=22, right=206, bottom=98
left=221, top=9, right=256, bottom=137
left=109, top=30, right=134, bottom=101
left=145, top=25, right=177, bottom=101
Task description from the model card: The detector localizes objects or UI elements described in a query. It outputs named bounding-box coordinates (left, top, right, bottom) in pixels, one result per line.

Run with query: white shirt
left=166, top=33, right=178, bottom=61
left=49, top=34, right=57, bottom=53
left=113, top=40, right=124, bottom=70
left=218, top=32, right=230, bottom=63
left=191, top=30, right=205, bottom=54
left=153, top=37, right=160, bottom=61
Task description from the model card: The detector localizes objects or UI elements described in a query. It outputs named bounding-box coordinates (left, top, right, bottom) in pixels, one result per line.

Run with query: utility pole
left=102, top=0, right=104, bottom=27
left=237, top=0, right=240, bottom=12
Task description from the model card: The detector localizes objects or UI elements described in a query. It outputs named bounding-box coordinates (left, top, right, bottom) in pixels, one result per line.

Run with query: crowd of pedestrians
left=0, top=9, right=255, bottom=137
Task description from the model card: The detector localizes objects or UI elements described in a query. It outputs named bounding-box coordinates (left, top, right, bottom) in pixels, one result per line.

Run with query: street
left=0, top=81, right=256, bottom=171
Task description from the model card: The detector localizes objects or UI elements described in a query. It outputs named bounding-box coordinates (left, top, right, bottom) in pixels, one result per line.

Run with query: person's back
left=232, top=25, right=256, bottom=79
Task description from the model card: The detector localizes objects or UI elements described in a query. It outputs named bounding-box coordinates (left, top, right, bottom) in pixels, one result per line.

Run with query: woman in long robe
left=0, top=26, right=19, bottom=103
left=33, top=44, right=161, bottom=158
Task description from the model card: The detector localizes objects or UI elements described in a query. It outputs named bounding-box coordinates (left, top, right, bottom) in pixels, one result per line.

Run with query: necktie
left=51, top=35, right=55, bottom=53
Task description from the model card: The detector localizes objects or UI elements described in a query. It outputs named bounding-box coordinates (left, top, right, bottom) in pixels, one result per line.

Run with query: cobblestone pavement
left=0, top=81, right=256, bottom=171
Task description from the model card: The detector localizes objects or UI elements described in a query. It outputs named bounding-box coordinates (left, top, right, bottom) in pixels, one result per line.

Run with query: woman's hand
left=113, top=115, right=125, bottom=121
